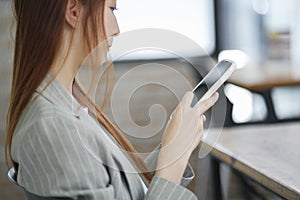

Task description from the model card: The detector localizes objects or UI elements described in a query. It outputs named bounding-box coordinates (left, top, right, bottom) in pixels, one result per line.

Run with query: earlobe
left=65, top=0, right=81, bottom=28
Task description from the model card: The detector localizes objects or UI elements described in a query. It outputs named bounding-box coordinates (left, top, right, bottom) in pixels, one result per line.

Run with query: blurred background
left=1, top=0, right=300, bottom=199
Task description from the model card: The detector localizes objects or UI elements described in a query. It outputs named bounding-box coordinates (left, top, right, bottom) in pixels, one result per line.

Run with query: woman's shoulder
left=12, top=91, right=111, bottom=155
left=15, top=92, right=76, bottom=131
left=12, top=93, right=81, bottom=155
left=11, top=92, right=106, bottom=163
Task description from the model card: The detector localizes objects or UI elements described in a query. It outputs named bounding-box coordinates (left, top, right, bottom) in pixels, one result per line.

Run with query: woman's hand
left=155, top=91, right=219, bottom=184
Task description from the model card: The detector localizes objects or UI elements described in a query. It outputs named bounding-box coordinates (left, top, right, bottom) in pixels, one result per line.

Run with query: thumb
left=180, top=91, right=194, bottom=107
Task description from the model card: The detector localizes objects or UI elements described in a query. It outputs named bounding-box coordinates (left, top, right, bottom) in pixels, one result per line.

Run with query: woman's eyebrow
left=107, top=0, right=117, bottom=7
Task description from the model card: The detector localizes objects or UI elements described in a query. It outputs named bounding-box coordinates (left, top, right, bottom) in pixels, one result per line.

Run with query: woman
left=6, top=0, right=219, bottom=199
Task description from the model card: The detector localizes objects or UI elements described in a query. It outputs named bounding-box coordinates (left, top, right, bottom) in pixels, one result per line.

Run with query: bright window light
left=251, top=0, right=270, bottom=15
left=218, top=50, right=249, bottom=69
left=225, top=84, right=253, bottom=123
left=114, top=0, right=215, bottom=60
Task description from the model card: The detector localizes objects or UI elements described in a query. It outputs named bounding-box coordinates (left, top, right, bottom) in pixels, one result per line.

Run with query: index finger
left=194, top=92, right=219, bottom=114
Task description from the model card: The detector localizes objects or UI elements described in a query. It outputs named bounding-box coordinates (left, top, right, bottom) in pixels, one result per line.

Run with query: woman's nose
left=113, top=23, right=120, bottom=37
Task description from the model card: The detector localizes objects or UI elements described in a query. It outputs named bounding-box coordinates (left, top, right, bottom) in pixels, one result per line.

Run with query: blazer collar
left=35, top=73, right=82, bottom=116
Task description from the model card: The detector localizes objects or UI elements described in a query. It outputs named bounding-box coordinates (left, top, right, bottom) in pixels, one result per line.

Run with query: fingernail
left=212, top=93, right=219, bottom=102
left=202, top=115, right=206, bottom=122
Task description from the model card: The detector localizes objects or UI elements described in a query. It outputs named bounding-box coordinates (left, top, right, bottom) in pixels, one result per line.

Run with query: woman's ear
left=65, top=0, right=81, bottom=28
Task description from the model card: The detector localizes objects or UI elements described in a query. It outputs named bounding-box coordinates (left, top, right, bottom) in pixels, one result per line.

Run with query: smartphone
left=191, top=59, right=236, bottom=107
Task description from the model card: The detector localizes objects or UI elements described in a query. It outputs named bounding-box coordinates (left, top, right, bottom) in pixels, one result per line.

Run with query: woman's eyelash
left=110, top=7, right=118, bottom=12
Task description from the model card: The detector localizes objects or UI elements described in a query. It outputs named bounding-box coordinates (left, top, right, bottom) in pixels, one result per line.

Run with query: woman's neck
left=50, top=30, right=84, bottom=93
left=52, top=65, right=77, bottom=92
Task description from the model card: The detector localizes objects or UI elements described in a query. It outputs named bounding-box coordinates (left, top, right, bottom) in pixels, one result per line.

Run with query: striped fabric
left=11, top=74, right=197, bottom=199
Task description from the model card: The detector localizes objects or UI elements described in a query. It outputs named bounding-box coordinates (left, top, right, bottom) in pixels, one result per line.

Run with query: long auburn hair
left=6, top=0, right=152, bottom=184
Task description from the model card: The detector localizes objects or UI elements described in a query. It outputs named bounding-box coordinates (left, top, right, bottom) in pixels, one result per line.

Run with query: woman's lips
left=108, top=38, right=113, bottom=48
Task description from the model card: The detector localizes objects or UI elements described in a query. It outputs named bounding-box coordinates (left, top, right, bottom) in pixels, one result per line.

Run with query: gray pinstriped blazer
left=11, top=74, right=198, bottom=199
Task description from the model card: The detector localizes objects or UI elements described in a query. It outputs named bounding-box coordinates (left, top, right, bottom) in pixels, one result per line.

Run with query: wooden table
left=203, top=122, right=300, bottom=200
left=227, top=65, right=300, bottom=123
left=229, top=64, right=300, bottom=91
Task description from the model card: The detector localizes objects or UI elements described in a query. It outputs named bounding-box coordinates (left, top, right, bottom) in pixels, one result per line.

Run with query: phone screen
left=191, top=60, right=232, bottom=106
